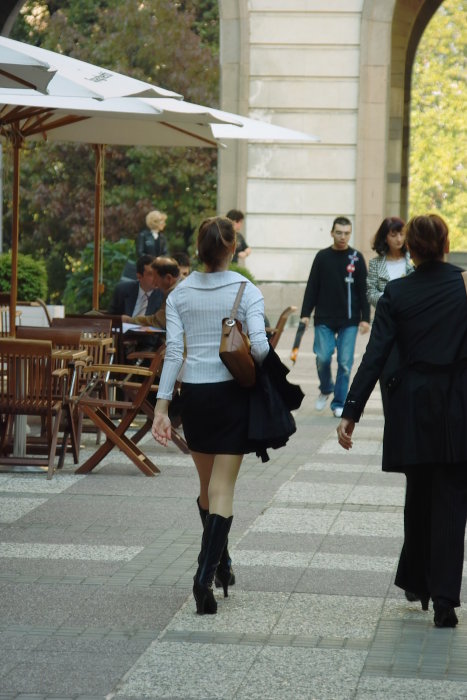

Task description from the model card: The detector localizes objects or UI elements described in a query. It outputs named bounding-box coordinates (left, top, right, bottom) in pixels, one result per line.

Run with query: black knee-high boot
left=196, top=498, right=236, bottom=594
left=193, top=513, right=233, bottom=615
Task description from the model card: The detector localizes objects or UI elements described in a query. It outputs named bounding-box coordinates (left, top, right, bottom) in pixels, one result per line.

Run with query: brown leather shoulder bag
left=219, top=281, right=256, bottom=388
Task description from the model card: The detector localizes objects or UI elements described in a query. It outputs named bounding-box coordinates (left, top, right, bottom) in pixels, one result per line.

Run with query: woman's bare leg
left=208, top=454, right=243, bottom=518
left=191, top=451, right=214, bottom=510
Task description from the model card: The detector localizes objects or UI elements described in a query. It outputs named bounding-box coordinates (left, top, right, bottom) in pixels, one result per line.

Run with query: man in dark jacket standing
left=299, top=216, right=370, bottom=417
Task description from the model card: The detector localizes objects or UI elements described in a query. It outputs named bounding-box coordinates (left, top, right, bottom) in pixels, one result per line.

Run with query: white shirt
left=132, top=286, right=152, bottom=317
left=157, top=270, right=270, bottom=399
left=386, top=258, right=407, bottom=281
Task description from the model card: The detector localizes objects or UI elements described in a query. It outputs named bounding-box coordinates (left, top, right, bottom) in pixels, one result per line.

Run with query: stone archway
left=355, top=0, right=443, bottom=258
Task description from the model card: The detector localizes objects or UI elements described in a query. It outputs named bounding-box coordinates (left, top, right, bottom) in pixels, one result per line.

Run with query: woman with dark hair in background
left=152, top=217, right=269, bottom=615
left=367, top=217, right=414, bottom=414
left=337, top=214, right=467, bottom=628
left=367, top=217, right=413, bottom=308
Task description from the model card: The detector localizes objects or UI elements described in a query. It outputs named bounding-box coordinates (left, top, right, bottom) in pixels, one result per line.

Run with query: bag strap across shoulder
left=462, top=270, right=467, bottom=295
left=228, top=281, right=247, bottom=319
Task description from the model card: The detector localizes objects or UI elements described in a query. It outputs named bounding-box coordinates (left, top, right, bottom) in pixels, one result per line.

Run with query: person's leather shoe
left=404, top=590, right=429, bottom=611
left=434, top=604, right=458, bottom=628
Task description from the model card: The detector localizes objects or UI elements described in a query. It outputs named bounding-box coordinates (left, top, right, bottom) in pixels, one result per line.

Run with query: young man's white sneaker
left=333, top=407, right=343, bottom=418
left=315, top=392, right=330, bottom=411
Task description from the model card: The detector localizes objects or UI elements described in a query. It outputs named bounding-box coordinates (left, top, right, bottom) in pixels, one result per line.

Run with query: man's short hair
left=151, top=256, right=180, bottom=278
left=332, top=216, right=352, bottom=231
left=136, top=254, right=155, bottom=275
left=171, top=251, right=191, bottom=268
left=226, top=209, right=244, bottom=223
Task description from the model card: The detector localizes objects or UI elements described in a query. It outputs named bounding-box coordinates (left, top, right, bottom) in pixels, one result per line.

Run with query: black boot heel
left=193, top=580, right=217, bottom=615
left=214, top=568, right=231, bottom=597
left=420, top=595, right=430, bottom=611
left=405, top=590, right=430, bottom=611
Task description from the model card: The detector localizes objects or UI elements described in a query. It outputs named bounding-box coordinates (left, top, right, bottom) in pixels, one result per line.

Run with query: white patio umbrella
left=0, top=42, right=55, bottom=92
left=0, top=92, right=242, bottom=324
left=210, top=110, right=320, bottom=142
left=0, top=91, right=317, bottom=322
left=0, top=37, right=181, bottom=99
left=0, top=94, right=240, bottom=147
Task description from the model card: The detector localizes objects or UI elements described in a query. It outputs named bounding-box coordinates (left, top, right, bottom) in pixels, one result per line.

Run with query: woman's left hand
left=152, top=412, right=172, bottom=446
left=337, top=418, right=355, bottom=450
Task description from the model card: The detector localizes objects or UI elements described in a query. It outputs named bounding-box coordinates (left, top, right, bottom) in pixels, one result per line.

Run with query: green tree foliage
left=409, top=0, right=466, bottom=250
left=62, top=238, right=134, bottom=313
left=0, top=251, right=47, bottom=301
left=7, top=0, right=220, bottom=303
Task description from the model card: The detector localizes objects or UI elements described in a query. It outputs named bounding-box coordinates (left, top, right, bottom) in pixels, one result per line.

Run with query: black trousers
left=395, top=464, right=467, bottom=607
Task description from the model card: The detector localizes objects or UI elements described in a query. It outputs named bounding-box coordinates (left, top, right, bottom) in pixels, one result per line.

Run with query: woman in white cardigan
left=367, top=217, right=413, bottom=308
left=152, top=217, right=269, bottom=615
left=367, top=217, right=414, bottom=414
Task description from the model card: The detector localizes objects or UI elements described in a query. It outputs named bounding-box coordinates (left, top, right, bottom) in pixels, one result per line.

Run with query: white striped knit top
left=156, top=270, right=270, bottom=400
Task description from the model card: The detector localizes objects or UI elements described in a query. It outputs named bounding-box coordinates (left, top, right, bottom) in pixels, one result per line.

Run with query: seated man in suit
left=123, top=257, right=181, bottom=413
left=108, top=254, right=164, bottom=356
left=108, top=254, right=163, bottom=317
left=122, top=256, right=180, bottom=331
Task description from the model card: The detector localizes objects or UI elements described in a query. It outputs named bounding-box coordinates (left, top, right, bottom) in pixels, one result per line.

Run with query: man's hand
left=121, top=314, right=132, bottom=323
left=359, top=321, right=370, bottom=334
left=300, top=317, right=310, bottom=328
left=336, top=417, right=355, bottom=450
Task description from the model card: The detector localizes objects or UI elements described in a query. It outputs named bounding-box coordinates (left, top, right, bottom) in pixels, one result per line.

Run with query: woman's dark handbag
left=219, top=282, right=256, bottom=388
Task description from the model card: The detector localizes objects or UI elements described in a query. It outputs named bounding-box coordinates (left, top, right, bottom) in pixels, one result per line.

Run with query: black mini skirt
left=179, top=380, right=251, bottom=454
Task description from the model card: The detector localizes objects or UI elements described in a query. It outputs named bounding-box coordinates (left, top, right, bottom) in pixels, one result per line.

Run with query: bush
left=228, top=262, right=257, bottom=285
left=63, top=238, right=135, bottom=313
left=0, top=251, right=47, bottom=301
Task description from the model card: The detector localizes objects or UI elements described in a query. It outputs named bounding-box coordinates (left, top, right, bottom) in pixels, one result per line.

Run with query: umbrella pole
left=92, top=144, right=104, bottom=311
left=10, top=139, right=21, bottom=336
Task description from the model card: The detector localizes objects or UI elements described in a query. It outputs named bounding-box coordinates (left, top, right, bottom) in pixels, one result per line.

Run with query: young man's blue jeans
left=313, top=324, right=358, bottom=410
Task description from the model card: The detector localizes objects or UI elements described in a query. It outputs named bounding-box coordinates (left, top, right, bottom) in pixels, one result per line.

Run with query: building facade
left=218, top=0, right=444, bottom=312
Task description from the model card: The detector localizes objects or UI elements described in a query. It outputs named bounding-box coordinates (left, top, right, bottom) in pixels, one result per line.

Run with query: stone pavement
left=1, top=327, right=467, bottom=700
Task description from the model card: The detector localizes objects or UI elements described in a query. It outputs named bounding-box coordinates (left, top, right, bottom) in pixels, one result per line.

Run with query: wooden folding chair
left=60, top=313, right=125, bottom=363
left=74, top=347, right=166, bottom=476
left=0, top=338, right=67, bottom=479
left=15, top=326, right=86, bottom=467
left=52, top=317, right=115, bottom=443
left=123, top=351, right=189, bottom=454
left=267, top=306, right=298, bottom=349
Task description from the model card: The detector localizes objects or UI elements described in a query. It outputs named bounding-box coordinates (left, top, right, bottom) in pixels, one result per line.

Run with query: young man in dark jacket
left=300, top=216, right=370, bottom=417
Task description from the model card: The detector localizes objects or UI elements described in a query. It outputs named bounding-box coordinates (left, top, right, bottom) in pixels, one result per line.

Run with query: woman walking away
left=337, top=214, right=467, bottom=628
left=366, top=217, right=414, bottom=415
left=152, top=217, right=269, bottom=615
